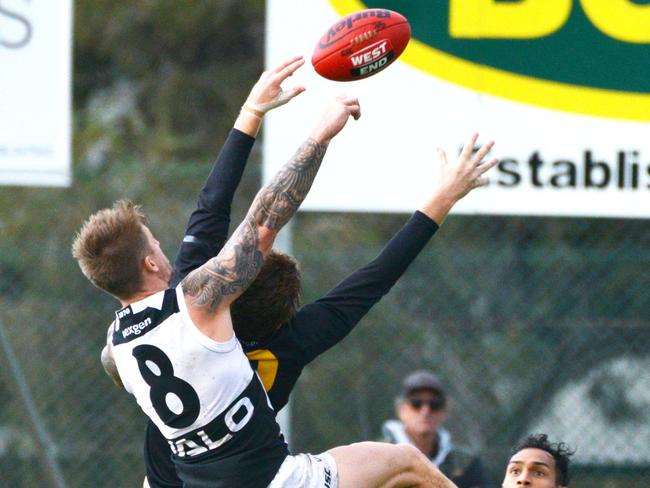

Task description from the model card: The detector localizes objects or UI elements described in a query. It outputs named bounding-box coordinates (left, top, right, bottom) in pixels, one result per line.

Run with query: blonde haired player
left=77, top=56, right=495, bottom=487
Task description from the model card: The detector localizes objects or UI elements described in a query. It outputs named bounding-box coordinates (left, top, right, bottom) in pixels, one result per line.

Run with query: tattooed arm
left=182, top=95, right=361, bottom=341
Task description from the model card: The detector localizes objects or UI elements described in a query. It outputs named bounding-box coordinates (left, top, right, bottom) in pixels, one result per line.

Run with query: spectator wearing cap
left=381, top=370, right=487, bottom=488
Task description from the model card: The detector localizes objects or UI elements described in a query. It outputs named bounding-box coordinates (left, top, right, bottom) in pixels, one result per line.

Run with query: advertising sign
left=265, top=0, right=650, bottom=218
left=0, top=1, right=72, bottom=187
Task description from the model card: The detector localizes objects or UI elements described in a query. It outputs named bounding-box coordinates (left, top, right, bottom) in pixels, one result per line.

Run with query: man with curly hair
left=502, top=434, right=575, bottom=487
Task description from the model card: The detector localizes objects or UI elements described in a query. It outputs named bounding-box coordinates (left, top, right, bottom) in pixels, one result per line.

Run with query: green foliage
left=74, top=0, right=265, bottom=163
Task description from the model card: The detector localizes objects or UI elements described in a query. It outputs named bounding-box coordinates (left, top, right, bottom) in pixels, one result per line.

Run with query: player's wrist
left=235, top=109, right=262, bottom=137
left=420, top=190, right=457, bottom=225
left=241, top=104, right=265, bottom=120
left=308, top=130, right=332, bottom=146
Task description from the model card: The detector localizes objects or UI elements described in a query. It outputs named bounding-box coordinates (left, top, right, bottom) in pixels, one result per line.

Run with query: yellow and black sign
left=329, top=0, right=650, bottom=121
left=266, top=0, right=650, bottom=218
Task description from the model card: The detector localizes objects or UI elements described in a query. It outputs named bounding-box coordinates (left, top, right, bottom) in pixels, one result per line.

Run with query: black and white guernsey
left=112, top=285, right=288, bottom=488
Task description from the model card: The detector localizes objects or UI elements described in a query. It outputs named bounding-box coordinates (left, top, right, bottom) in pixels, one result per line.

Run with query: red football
left=312, top=9, right=411, bottom=82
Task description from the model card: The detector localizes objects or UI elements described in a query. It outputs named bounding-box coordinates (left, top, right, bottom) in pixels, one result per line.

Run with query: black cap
left=402, top=370, right=445, bottom=398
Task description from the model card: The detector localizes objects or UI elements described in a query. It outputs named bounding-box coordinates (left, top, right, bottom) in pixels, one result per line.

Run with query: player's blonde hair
left=72, top=200, right=150, bottom=300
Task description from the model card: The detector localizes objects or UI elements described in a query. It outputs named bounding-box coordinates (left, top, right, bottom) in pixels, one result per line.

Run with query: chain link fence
left=1, top=161, right=649, bottom=487
left=291, top=212, right=650, bottom=487
left=3, top=1, right=648, bottom=486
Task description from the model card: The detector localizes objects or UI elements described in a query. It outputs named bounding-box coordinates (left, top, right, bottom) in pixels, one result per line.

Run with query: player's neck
left=119, top=291, right=150, bottom=308
left=119, top=278, right=169, bottom=308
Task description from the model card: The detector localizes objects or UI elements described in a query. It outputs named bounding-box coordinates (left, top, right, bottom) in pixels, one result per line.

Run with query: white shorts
left=268, top=452, right=338, bottom=488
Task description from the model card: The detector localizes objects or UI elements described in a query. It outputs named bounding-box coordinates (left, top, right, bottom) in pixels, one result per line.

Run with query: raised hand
left=183, top=96, right=352, bottom=338
left=421, top=133, right=498, bottom=224
left=309, top=94, right=361, bottom=145
left=243, top=56, right=306, bottom=117
left=437, top=132, right=498, bottom=201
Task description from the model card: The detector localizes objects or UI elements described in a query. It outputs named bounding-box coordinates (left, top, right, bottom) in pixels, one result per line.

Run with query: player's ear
left=143, top=255, right=159, bottom=273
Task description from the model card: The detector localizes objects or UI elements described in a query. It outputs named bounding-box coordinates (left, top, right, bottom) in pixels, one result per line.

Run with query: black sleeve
left=289, top=210, right=439, bottom=363
left=170, top=129, right=255, bottom=287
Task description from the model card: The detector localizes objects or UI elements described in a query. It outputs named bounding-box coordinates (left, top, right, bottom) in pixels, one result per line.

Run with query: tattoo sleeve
left=183, top=138, right=328, bottom=312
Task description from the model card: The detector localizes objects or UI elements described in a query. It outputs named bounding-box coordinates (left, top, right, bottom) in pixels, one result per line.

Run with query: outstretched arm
left=290, top=211, right=438, bottom=362
left=171, top=56, right=306, bottom=286
left=182, top=95, right=361, bottom=340
left=290, top=133, right=498, bottom=361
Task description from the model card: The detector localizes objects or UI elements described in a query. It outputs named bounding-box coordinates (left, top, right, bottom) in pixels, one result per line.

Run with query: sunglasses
left=407, top=397, right=445, bottom=411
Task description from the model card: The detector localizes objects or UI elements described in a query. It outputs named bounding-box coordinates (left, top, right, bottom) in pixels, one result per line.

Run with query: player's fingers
left=280, top=86, right=306, bottom=104
left=344, top=97, right=361, bottom=119
left=336, top=94, right=359, bottom=105
left=270, top=55, right=304, bottom=74
left=472, top=140, right=495, bottom=165
left=272, top=57, right=306, bottom=83
left=339, top=98, right=361, bottom=119
left=460, top=132, right=479, bottom=160
left=475, top=157, right=499, bottom=177
left=473, top=176, right=490, bottom=188
left=249, top=86, right=306, bottom=112
left=291, top=86, right=306, bottom=96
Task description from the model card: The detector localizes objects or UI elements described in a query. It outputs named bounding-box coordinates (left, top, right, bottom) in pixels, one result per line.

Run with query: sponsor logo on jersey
left=117, top=307, right=131, bottom=319
left=121, top=317, right=152, bottom=339
left=112, top=289, right=179, bottom=345
left=168, top=383, right=257, bottom=457
left=328, top=0, right=650, bottom=120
